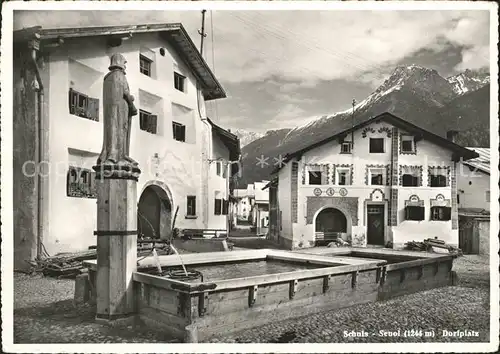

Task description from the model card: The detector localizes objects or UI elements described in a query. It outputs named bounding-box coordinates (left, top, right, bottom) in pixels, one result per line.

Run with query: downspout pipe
left=30, top=47, right=45, bottom=259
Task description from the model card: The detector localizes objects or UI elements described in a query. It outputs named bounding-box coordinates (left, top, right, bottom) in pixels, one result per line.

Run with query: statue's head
left=109, top=53, right=127, bottom=71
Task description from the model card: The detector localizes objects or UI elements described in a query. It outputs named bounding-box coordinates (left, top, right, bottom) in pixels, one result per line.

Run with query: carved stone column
left=92, top=164, right=141, bottom=323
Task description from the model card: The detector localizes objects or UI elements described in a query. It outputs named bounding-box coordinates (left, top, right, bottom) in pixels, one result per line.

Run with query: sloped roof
left=207, top=118, right=240, bottom=159
left=13, top=23, right=226, bottom=101
left=463, top=147, right=490, bottom=175
left=273, top=112, right=479, bottom=173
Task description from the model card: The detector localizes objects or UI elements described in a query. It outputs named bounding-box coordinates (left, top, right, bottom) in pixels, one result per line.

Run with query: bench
left=181, top=229, right=227, bottom=239
left=315, top=231, right=342, bottom=246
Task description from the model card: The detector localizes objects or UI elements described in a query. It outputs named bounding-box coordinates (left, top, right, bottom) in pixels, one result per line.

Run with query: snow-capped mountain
left=447, top=69, right=490, bottom=95
left=232, top=129, right=265, bottom=147
left=239, top=65, right=490, bottom=185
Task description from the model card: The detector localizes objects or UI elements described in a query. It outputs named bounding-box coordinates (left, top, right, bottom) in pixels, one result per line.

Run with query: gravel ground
left=13, top=254, right=491, bottom=343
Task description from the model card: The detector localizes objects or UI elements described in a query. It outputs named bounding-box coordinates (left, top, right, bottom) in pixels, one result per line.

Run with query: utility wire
left=247, top=12, right=392, bottom=75
left=228, top=12, right=388, bottom=81
left=210, top=10, right=220, bottom=122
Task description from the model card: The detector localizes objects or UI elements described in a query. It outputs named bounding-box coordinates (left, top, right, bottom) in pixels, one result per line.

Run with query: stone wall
left=305, top=196, right=359, bottom=226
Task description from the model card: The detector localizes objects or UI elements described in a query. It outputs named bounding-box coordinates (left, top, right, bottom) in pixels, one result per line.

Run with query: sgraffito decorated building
left=13, top=24, right=240, bottom=269
left=265, top=112, right=479, bottom=250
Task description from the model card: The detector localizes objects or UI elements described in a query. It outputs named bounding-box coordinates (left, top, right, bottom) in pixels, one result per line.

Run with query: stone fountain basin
left=85, top=249, right=383, bottom=342
left=83, top=248, right=456, bottom=342
left=296, top=247, right=457, bottom=300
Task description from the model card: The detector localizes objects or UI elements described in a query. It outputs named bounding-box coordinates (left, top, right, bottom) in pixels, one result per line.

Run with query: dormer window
left=340, top=142, right=352, bottom=154
left=401, top=135, right=415, bottom=153
left=369, top=138, right=384, bottom=153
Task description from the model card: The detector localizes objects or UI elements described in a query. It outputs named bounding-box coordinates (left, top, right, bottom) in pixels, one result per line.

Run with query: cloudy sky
left=14, top=8, right=491, bottom=132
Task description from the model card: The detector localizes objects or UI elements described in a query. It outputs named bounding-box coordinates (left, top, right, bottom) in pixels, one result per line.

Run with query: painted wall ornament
left=326, top=187, right=335, bottom=196
left=339, top=188, right=348, bottom=197
left=97, top=53, right=138, bottom=167
left=409, top=195, right=420, bottom=203
left=377, top=126, right=392, bottom=137
left=361, top=127, right=376, bottom=138
left=313, top=188, right=322, bottom=196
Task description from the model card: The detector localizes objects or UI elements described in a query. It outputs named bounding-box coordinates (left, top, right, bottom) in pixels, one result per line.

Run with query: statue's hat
left=109, top=53, right=127, bottom=71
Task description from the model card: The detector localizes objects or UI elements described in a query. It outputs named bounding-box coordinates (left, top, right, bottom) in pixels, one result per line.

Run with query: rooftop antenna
left=198, top=10, right=207, bottom=56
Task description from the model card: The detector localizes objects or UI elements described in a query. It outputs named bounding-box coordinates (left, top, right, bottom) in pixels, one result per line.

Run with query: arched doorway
left=138, top=184, right=172, bottom=239
left=315, top=208, right=347, bottom=237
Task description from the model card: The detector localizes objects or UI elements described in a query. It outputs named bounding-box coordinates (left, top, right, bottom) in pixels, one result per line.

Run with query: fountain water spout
left=169, top=244, right=189, bottom=276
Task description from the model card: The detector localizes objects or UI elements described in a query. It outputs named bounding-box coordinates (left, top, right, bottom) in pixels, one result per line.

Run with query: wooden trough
left=297, top=247, right=458, bottom=300
left=82, top=248, right=456, bottom=342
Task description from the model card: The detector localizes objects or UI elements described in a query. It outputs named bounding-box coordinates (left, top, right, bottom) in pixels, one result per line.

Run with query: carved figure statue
left=97, top=53, right=138, bottom=166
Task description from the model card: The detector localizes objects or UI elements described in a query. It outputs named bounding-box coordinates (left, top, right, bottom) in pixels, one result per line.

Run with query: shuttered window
left=186, top=196, right=196, bottom=216
left=405, top=206, right=425, bottom=221
left=172, top=121, right=186, bottom=142
left=69, top=89, right=99, bottom=121
left=214, top=198, right=222, bottom=215
left=67, top=166, right=97, bottom=198
left=139, top=110, right=157, bottom=134
left=431, top=207, right=451, bottom=221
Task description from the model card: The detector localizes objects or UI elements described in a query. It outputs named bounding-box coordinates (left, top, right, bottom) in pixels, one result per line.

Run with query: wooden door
left=367, top=205, right=385, bottom=246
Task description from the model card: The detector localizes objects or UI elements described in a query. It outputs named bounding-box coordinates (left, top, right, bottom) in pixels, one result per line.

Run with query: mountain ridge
left=237, top=65, right=490, bottom=185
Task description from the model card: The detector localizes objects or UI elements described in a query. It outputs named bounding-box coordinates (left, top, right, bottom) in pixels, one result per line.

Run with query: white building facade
left=13, top=24, right=239, bottom=267
left=267, top=113, right=478, bottom=250
left=457, top=147, right=490, bottom=212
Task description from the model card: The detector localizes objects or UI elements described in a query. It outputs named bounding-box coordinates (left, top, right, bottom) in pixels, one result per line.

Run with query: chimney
left=446, top=130, right=459, bottom=143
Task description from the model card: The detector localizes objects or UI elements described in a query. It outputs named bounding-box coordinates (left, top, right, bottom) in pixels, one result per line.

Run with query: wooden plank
left=132, top=272, right=217, bottom=294
left=138, top=249, right=269, bottom=268
left=138, top=307, right=188, bottom=338
left=385, top=255, right=453, bottom=271
left=146, top=286, right=179, bottom=314
left=209, top=262, right=382, bottom=291
left=378, top=262, right=452, bottom=300
left=192, top=284, right=379, bottom=341
left=202, top=271, right=380, bottom=316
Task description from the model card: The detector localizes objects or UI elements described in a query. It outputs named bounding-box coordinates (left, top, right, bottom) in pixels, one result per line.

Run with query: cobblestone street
left=13, top=254, right=490, bottom=343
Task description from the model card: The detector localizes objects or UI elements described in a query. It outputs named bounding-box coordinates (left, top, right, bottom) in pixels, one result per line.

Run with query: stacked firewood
left=404, top=238, right=463, bottom=256
left=25, top=240, right=174, bottom=279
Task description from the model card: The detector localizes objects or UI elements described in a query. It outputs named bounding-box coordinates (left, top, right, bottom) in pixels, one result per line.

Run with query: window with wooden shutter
left=86, top=97, right=100, bottom=122
left=89, top=171, right=97, bottom=198
left=186, top=196, right=196, bottom=216
left=139, top=110, right=157, bottom=135
left=67, top=167, right=79, bottom=197
left=69, top=89, right=100, bottom=121
left=148, top=114, right=158, bottom=134
left=431, top=206, right=451, bottom=221
left=69, top=89, right=76, bottom=115
left=214, top=199, right=222, bottom=215
left=216, top=162, right=221, bottom=176
left=222, top=199, right=228, bottom=215
left=173, top=121, right=186, bottom=142
left=80, top=170, right=90, bottom=196
left=405, top=206, right=425, bottom=221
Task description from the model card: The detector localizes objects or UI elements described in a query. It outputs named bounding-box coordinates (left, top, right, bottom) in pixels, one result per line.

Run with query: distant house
left=456, top=147, right=490, bottom=255
left=457, top=147, right=490, bottom=211
left=232, top=181, right=269, bottom=234
left=233, top=187, right=254, bottom=222
left=13, top=24, right=240, bottom=269
left=253, top=181, right=270, bottom=235
left=265, top=112, right=478, bottom=250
